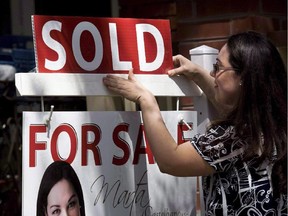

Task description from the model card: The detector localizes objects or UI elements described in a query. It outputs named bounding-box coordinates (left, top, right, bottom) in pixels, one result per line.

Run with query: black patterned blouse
left=191, top=124, right=287, bottom=216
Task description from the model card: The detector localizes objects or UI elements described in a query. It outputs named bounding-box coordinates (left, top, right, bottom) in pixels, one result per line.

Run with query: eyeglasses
left=211, top=62, right=236, bottom=77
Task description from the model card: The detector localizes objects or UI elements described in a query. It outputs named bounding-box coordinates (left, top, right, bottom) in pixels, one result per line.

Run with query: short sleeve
left=191, top=125, right=247, bottom=172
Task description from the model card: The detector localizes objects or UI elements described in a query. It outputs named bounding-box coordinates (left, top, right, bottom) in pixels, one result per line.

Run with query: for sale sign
left=32, top=15, right=173, bottom=74
left=22, top=111, right=198, bottom=216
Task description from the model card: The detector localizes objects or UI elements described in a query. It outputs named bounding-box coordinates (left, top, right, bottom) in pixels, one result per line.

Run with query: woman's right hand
left=167, top=54, right=203, bottom=79
left=168, top=54, right=221, bottom=112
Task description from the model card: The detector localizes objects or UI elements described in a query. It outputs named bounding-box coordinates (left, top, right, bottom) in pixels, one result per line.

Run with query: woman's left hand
left=103, top=68, right=150, bottom=103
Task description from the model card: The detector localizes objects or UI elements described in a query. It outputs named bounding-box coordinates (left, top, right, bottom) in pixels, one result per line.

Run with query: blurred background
left=0, top=0, right=286, bottom=215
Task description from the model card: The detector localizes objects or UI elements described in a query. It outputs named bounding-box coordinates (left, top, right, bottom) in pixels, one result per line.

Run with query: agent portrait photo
left=36, top=160, right=86, bottom=216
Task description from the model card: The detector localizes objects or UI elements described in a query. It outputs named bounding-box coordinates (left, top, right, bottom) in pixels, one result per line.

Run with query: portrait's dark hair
left=225, top=31, right=287, bottom=197
left=36, top=160, right=86, bottom=216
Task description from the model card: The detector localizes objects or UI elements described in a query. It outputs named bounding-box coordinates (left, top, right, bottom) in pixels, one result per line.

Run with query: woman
left=36, top=160, right=86, bottom=216
left=103, top=31, right=287, bottom=215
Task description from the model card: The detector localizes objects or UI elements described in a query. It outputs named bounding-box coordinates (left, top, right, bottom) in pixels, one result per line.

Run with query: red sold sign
left=32, top=15, right=173, bottom=74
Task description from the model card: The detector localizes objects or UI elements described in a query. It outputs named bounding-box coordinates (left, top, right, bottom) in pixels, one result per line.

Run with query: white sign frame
left=15, top=73, right=202, bottom=97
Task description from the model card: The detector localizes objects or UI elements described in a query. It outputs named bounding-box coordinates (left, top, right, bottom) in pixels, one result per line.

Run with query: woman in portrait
left=36, top=160, right=85, bottom=216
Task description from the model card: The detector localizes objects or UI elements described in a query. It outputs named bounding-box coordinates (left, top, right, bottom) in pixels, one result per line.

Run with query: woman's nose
left=210, top=70, right=215, bottom=77
left=61, top=210, right=68, bottom=216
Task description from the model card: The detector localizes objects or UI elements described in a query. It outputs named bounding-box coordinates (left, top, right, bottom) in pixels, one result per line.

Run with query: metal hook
left=45, top=105, right=54, bottom=127
left=178, top=114, right=192, bottom=130
left=45, top=105, right=54, bottom=138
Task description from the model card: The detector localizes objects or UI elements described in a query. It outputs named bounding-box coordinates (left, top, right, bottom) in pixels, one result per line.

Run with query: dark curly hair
left=224, top=31, right=287, bottom=198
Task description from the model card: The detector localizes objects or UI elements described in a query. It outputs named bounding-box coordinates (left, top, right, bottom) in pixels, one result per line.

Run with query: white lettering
left=42, top=21, right=66, bottom=70
left=109, top=23, right=132, bottom=71
left=136, top=24, right=164, bottom=72
left=72, top=21, right=103, bottom=71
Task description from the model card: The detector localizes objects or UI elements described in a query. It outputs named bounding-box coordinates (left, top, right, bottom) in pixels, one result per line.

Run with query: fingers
left=128, top=68, right=135, bottom=81
left=172, top=54, right=181, bottom=63
left=167, top=66, right=184, bottom=76
left=103, top=75, right=122, bottom=92
left=103, top=70, right=135, bottom=93
left=167, top=68, right=176, bottom=76
left=167, top=55, right=183, bottom=76
left=103, top=74, right=117, bottom=86
left=103, top=76, right=127, bottom=98
left=102, top=70, right=142, bottom=103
